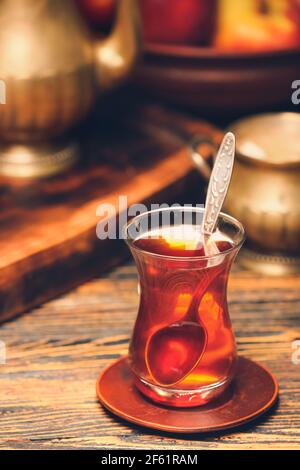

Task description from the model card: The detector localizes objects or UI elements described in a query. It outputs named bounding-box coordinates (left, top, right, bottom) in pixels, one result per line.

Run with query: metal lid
left=230, top=113, right=300, bottom=167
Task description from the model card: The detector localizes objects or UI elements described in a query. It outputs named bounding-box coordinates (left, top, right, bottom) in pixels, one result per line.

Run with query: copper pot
left=190, top=113, right=300, bottom=275
left=0, top=0, right=141, bottom=178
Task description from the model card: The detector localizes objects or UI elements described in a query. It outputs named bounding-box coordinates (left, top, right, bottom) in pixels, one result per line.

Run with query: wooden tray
left=0, top=93, right=221, bottom=323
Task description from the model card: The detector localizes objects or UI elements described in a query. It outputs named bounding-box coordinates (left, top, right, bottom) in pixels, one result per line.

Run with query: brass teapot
left=191, top=113, right=300, bottom=276
left=0, top=0, right=141, bottom=178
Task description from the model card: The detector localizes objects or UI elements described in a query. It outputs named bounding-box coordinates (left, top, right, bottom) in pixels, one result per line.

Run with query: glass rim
left=124, top=206, right=245, bottom=262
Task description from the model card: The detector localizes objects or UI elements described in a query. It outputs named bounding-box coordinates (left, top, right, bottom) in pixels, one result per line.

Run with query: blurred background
left=0, top=0, right=300, bottom=322
left=76, top=0, right=300, bottom=116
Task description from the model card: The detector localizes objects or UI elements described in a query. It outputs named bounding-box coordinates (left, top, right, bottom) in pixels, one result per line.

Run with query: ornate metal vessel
left=0, top=0, right=141, bottom=178
left=191, top=113, right=300, bottom=275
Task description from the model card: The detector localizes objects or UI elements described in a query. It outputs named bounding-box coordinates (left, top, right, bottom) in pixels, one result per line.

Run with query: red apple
left=287, top=0, right=300, bottom=40
left=214, top=0, right=300, bottom=52
left=76, top=0, right=115, bottom=29
left=140, top=0, right=217, bottom=45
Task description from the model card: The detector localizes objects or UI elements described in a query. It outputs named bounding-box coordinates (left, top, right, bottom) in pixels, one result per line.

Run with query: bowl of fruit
left=135, top=0, right=300, bottom=114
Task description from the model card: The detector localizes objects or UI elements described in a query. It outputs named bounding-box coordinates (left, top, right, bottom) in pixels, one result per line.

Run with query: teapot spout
left=94, top=0, right=142, bottom=92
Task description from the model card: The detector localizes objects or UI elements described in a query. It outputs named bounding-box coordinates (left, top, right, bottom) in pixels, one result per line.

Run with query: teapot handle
left=189, top=135, right=218, bottom=181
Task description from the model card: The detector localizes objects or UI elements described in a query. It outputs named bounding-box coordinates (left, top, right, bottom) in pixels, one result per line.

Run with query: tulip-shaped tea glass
left=125, top=207, right=245, bottom=407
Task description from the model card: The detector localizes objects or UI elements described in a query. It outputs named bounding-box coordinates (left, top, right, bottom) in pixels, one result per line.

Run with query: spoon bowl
left=146, top=321, right=207, bottom=387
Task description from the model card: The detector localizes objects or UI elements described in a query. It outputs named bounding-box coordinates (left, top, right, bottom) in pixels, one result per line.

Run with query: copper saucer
left=96, top=356, right=278, bottom=434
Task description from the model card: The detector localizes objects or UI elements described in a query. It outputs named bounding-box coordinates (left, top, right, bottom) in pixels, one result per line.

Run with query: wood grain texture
left=0, top=93, right=221, bottom=323
left=0, top=263, right=299, bottom=450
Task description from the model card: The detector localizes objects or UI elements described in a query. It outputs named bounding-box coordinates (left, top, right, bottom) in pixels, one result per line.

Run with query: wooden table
left=0, top=262, right=299, bottom=450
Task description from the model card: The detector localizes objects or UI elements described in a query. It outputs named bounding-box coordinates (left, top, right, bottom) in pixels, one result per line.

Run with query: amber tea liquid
left=128, top=224, right=238, bottom=407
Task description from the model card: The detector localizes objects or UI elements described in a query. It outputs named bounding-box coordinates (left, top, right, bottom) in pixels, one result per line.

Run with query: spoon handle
left=202, top=132, right=236, bottom=235
left=187, top=262, right=225, bottom=320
